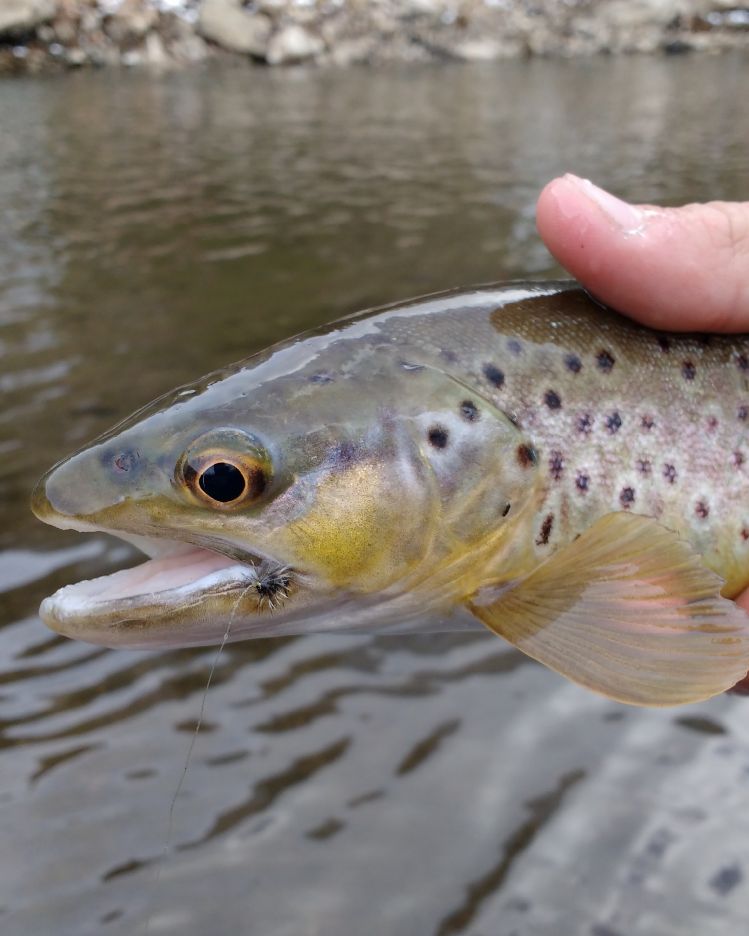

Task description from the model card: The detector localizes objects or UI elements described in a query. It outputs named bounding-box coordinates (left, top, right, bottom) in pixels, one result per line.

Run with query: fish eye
left=177, top=429, right=271, bottom=510
left=198, top=461, right=251, bottom=504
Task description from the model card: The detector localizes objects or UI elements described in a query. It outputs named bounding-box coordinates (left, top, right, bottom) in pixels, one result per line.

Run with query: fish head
left=32, top=344, right=539, bottom=648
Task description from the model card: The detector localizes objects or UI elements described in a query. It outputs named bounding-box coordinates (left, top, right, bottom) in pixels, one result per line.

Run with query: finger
left=536, top=174, right=749, bottom=332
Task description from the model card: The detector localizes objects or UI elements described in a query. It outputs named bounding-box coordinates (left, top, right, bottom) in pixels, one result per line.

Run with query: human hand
left=536, top=175, right=749, bottom=624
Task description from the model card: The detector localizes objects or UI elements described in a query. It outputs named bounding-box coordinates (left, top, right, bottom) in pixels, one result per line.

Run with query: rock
left=266, top=24, right=324, bottom=65
left=144, top=31, right=169, bottom=67
left=197, top=0, right=272, bottom=56
left=452, top=37, right=519, bottom=61
left=0, top=0, right=56, bottom=38
left=103, top=0, right=157, bottom=45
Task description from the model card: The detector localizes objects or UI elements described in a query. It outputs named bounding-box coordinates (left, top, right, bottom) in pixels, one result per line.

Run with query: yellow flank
left=283, top=460, right=431, bottom=590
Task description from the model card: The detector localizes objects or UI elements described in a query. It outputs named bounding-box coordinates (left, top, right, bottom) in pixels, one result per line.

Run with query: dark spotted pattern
left=695, top=500, right=710, bottom=519
left=577, top=413, right=593, bottom=435
left=576, top=472, right=589, bottom=493
left=707, top=416, right=719, bottom=431
left=620, top=487, right=635, bottom=508
left=641, top=415, right=655, bottom=431
left=309, top=372, right=335, bottom=384
left=544, top=389, right=562, bottom=410
left=682, top=360, right=696, bottom=381
left=596, top=350, right=615, bottom=373
left=459, top=400, right=479, bottom=422
left=427, top=426, right=449, bottom=449
left=734, top=451, right=745, bottom=467
left=663, top=463, right=677, bottom=484
left=536, top=513, right=554, bottom=546
left=517, top=444, right=537, bottom=468
left=738, top=354, right=749, bottom=372
left=483, top=363, right=505, bottom=388
left=739, top=406, right=749, bottom=421
left=742, top=529, right=749, bottom=542
left=502, top=503, right=511, bottom=517
left=507, top=339, right=523, bottom=356
left=657, top=336, right=671, bottom=353
left=605, top=411, right=622, bottom=434
left=637, top=459, right=652, bottom=474
left=564, top=354, right=582, bottom=374
left=549, top=450, right=564, bottom=481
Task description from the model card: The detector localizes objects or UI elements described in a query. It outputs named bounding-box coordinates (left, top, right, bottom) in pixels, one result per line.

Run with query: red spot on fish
left=641, top=415, right=655, bottom=431
left=695, top=500, right=709, bottom=520
left=536, top=513, right=554, bottom=546
left=707, top=416, right=719, bottom=432
left=734, top=451, right=745, bottom=468
left=742, top=529, right=749, bottom=542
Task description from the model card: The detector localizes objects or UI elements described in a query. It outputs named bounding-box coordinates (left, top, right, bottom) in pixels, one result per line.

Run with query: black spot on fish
left=459, top=400, right=479, bottom=422
left=695, top=500, right=710, bottom=520
left=549, top=450, right=564, bottom=480
left=440, top=348, right=458, bottom=364
left=507, top=339, right=523, bottom=356
left=641, top=415, right=655, bottom=431
left=309, top=372, right=335, bottom=384
left=536, top=513, right=554, bottom=546
left=483, top=363, right=505, bottom=389
left=696, top=334, right=712, bottom=348
left=517, top=444, right=537, bottom=468
left=733, top=450, right=745, bottom=468
left=707, top=416, right=719, bottom=431
left=577, top=413, right=593, bottom=435
left=637, top=459, right=652, bottom=474
left=564, top=354, right=582, bottom=374
left=596, top=350, right=615, bottom=373
left=605, top=411, right=622, bottom=434
left=737, top=354, right=749, bottom=372
left=427, top=426, right=449, bottom=449
left=620, top=487, right=635, bottom=508
left=544, top=389, right=562, bottom=410
left=502, top=503, right=511, bottom=517
left=709, top=864, right=743, bottom=896
left=657, top=336, right=671, bottom=353
left=663, top=463, right=677, bottom=484
left=576, top=472, right=590, bottom=493
left=739, top=405, right=749, bottom=422
left=682, top=360, right=696, bottom=381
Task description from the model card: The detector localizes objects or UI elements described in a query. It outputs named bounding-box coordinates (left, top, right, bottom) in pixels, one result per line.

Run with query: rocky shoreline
left=1, top=0, right=748, bottom=74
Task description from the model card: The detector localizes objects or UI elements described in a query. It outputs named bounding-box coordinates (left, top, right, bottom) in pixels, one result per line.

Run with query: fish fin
left=466, top=512, right=749, bottom=707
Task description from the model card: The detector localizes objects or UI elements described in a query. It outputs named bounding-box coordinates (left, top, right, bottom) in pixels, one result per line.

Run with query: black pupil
left=199, top=462, right=246, bottom=503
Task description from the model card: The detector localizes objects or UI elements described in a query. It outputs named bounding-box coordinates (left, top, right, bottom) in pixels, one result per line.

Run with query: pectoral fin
left=467, top=513, right=749, bottom=706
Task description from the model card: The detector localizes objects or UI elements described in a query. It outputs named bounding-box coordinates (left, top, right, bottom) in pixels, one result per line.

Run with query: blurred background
left=1, top=3, right=749, bottom=935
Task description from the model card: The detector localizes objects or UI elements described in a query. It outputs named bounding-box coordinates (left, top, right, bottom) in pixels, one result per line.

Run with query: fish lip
left=36, top=528, right=300, bottom=647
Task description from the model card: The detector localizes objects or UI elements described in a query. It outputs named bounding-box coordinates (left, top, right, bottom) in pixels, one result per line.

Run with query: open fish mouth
left=38, top=535, right=298, bottom=649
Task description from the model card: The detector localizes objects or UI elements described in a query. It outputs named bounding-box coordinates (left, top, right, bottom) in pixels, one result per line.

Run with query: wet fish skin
left=31, top=281, right=749, bottom=705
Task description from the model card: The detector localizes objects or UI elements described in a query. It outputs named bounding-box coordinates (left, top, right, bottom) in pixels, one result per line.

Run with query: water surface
left=2, top=54, right=749, bottom=935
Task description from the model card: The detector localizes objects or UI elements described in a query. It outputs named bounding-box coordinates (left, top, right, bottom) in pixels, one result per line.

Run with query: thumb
left=536, top=174, right=749, bottom=332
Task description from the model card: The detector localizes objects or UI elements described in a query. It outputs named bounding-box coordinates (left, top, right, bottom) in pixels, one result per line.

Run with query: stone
left=103, top=0, right=157, bottom=44
left=452, top=37, right=518, bottom=60
left=266, top=23, right=324, bottom=64
left=0, top=0, right=56, bottom=38
left=197, top=0, right=272, bottom=56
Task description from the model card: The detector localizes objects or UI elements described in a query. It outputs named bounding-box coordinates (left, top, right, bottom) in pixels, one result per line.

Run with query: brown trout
left=31, top=282, right=749, bottom=706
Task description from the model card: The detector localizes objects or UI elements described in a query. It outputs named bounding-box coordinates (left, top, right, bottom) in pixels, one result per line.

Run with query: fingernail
left=564, top=174, right=643, bottom=232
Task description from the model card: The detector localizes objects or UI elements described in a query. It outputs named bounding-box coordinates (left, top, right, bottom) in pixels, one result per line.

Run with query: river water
left=1, top=54, right=749, bottom=936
